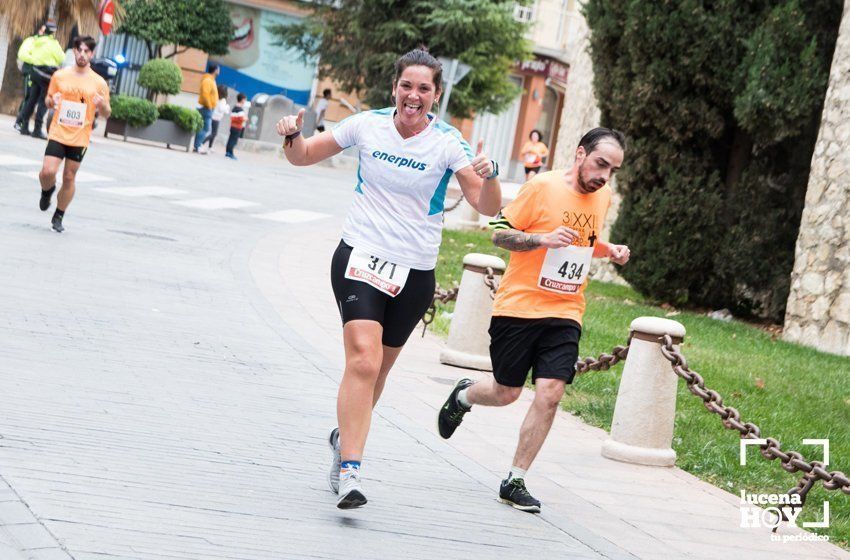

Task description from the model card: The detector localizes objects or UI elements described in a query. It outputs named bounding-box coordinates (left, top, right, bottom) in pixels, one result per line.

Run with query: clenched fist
left=609, top=244, right=630, bottom=265
left=276, top=108, right=305, bottom=139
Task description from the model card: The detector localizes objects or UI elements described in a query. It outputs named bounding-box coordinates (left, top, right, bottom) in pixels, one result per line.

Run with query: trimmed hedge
left=110, top=95, right=158, bottom=127
left=158, top=104, right=202, bottom=133
left=138, top=58, right=183, bottom=95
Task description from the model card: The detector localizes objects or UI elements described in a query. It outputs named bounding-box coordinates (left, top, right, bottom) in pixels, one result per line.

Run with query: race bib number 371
left=537, top=245, right=593, bottom=294
left=345, top=249, right=410, bottom=297
left=58, top=100, right=86, bottom=128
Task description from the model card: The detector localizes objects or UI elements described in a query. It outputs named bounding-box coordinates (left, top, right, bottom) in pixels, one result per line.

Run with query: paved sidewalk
left=0, top=113, right=847, bottom=559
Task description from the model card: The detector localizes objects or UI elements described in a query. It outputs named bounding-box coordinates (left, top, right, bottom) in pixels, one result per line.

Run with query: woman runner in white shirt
left=276, top=48, right=502, bottom=509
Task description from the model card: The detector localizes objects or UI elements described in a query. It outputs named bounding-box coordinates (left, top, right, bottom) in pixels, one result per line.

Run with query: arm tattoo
left=492, top=228, right=541, bottom=252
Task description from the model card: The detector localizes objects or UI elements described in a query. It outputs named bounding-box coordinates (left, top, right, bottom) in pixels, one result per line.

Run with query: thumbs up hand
left=471, top=139, right=496, bottom=179
left=276, top=108, right=305, bottom=137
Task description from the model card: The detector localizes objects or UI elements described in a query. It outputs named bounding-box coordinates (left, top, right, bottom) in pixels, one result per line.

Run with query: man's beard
left=577, top=165, right=603, bottom=193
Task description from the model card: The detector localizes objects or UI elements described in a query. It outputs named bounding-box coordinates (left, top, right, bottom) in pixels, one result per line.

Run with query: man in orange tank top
left=38, top=35, right=111, bottom=233
left=438, top=128, right=631, bottom=513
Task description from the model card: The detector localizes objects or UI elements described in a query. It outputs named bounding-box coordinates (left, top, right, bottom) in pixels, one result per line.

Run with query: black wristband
left=284, top=130, right=301, bottom=148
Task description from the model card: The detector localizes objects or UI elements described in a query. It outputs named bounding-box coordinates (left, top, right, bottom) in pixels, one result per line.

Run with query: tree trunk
left=164, top=47, right=189, bottom=59
left=0, top=36, right=24, bottom=116
left=725, top=125, right=753, bottom=197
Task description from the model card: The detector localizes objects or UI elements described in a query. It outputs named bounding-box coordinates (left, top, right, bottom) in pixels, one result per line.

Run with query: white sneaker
left=328, top=428, right=341, bottom=494
left=337, top=468, right=367, bottom=509
left=197, top=146, right=209, bottom=155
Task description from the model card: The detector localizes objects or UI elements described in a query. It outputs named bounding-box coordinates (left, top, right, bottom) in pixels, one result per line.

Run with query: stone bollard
left=601, top=316, right=686, bottom=467
left=439, top=253, right=506, bottom=370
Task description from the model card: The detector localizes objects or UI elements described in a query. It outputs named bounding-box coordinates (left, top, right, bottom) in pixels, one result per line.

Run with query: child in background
left=209, top=84, right=230, bottom=152
left=225, top=93, right=247, bottom=160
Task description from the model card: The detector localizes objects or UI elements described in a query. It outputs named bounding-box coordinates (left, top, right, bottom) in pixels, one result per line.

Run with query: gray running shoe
left=337, top=468, right=367, bottom=509
left=328, top=428, right=341, bottom=494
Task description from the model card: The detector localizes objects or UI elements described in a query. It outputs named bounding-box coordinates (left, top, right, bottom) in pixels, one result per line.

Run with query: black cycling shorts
left=45, top=139, right=87, bottom=163
left=330, top=240, right=436, bottom=348
left=524, top=165, right=541, bottom=175
left=489, top=316, right=582, bottom=387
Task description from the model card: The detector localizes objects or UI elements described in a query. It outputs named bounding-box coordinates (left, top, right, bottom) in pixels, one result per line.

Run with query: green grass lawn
left=434, top=228, right=850, bottom=548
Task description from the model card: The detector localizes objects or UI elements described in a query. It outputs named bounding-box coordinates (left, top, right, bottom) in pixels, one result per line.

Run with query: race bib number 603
left=58, top=100, right=86, bottom=128
left=345, top=249, right=410, bottom=297
left=537, top=245, right=593, bottom=294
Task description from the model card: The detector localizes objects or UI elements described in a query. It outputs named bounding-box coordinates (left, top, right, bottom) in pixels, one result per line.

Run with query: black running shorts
left=489, top=316, right=582, bottom=387
left=45, top=139, right=87, bottom=163
left=330, top=240, right=436, bottom=348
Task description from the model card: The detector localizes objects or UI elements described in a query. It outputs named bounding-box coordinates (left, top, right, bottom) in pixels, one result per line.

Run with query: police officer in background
left=15, top=22, right=65, bottom=139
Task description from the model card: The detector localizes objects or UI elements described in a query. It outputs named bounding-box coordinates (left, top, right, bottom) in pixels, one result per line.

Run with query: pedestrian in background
left=225, top=93, right=248, bottom=160
left=194, top=63, right=219, bottom=154
left=520, top=129, right=549, bottom=180
left=15, top=22, right=64, bottom=139
left=209, top=84, right=230, bottom=152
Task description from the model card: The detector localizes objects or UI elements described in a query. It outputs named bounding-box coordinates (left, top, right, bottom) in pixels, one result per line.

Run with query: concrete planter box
left=105, top=118, right=194, bottom=152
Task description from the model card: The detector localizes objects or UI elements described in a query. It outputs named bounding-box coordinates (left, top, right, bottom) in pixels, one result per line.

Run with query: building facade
left=461, top=0, right=580, bottom=182
left=200, top=0, right=357, bottom=122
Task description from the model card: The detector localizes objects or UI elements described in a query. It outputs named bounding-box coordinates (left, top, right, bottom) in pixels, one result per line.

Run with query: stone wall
left=553, top=6, right=601, bottom=170
left=554, top=3, right=626, bottom=285
left=783, top=0, right=850, bottom=356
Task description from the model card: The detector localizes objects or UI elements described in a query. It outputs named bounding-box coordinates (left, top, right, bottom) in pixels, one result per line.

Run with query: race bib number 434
left=537, top=245, right=593, bottom=294
left=58, top=100, right=86, bottom=128
left=345, top=249, right=410, bottom=297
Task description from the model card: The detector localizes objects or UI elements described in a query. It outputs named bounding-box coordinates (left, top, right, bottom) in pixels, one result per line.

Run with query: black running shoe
left=31, top=130, right=46, bottom=140
left=39, top=187, right=55, bottom=211
left=437, top=378, right=474, bottom=439
left=51, top=214, right=64, bottom=233
left=499, top=477, right=541, bottom=513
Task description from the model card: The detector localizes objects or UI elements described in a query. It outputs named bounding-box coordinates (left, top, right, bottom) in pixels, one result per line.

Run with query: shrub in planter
left=158, top=104, right=203, bottom=133
left=110, top=95, right=158, bottom=127
left=138, top=58, right=183, bottom=95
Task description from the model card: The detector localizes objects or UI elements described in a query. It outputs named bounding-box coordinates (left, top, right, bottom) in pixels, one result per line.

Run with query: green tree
left=138, top=58, right=183, bottom=95
left=118, top=0, right=232, bottom=59
left=584, top=0, right=841, bottom=320
left=268, top=0, right=531, bottom=118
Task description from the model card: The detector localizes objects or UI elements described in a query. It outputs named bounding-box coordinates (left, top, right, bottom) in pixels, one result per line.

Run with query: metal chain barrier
left=575, top=343, right=631, bottom=375
left=422, top=268, right=500, bottom=335
left=483, top=266, right=499, bottom=300
left=444, top=194, right=464, bottom=213
left=421, top=284, right=459, bottom=336
left=657, top=334, right=850, bottom=526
